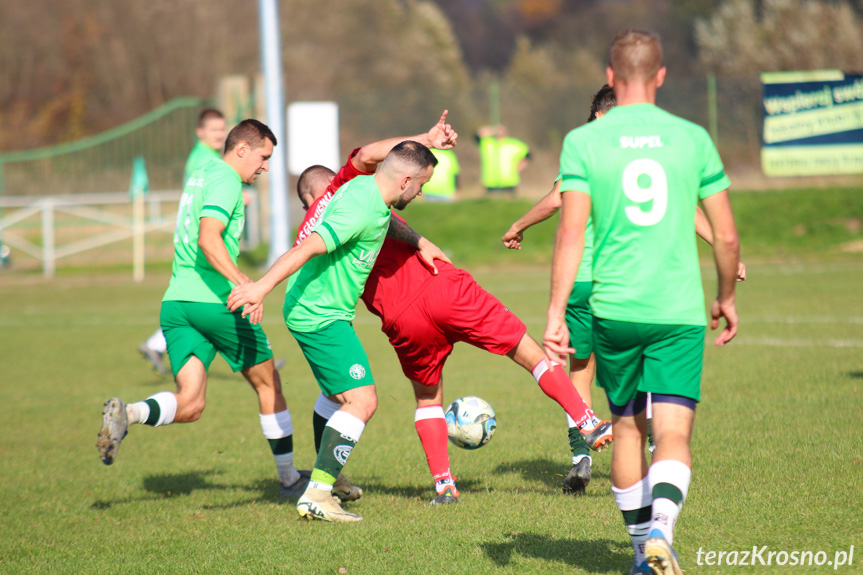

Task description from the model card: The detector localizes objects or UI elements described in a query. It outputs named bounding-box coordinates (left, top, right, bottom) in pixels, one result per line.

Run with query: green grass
left=1, top=252, right=862, bottom=573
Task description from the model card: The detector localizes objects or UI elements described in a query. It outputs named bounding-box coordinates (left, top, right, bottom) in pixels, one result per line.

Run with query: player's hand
left=416, top=237, right=452, bottom=275
left=245, top=302, right=264, bottom=326
left=227, top=280, right=269, bottom=320
left=736, top=261, right=747, bottom=281
left=543, top=316, right=574, bottom=368
left=427, top=110, right=458, bottom=150
left=710, top=298, right=738, bottom=346
left=501, top=227, right=523, bottom=250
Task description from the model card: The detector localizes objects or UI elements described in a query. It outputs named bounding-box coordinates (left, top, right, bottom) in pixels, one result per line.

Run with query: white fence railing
left=0, top=190, right=260, bottom=279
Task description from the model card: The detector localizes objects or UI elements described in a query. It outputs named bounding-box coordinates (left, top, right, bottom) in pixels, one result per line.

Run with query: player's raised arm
left=227, top=233, right=328, bottom=321
left=700, top=190, right=740, bottom=346
left=502, top=179, right=563, bottom=250
left=352, top=110, right=458, bottom=173
left=544, top=191, right=591, bottom=366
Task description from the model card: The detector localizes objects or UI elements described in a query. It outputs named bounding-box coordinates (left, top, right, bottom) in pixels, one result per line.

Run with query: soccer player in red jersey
left=294, top=112, right=613, bottom=505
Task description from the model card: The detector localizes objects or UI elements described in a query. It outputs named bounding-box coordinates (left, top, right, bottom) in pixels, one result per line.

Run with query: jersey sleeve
left=697, top=130, right=731, bottom=200
left=558, top=130, right=591, bottom=195
left=201, top=171, right=240, bottom=225
left=329, top=148, right=374, bottom=192
left=314, top=184, right=370, bottom=253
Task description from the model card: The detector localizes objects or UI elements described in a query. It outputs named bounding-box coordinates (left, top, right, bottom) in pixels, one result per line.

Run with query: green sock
left=313, top=411, right=328, bottom=454
left=568, top=426, right=590, bottom=458
left=311, top=425, right=357, bottom=486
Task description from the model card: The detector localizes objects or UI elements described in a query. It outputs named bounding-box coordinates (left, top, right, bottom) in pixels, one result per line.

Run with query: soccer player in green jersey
left=139, top=108, right=227, bottom=376
left=228, top=140, right=444, bottom=522
left=543, top=30, right=740, bottom=575
left=98, top=120, right=309, bottom=498
left=504, top=86, right=746, bottom=496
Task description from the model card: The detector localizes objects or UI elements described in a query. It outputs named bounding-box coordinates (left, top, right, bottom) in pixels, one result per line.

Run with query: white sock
left=613, top=477, right=652, bottom=565
left=260, top=410, right=299, bottom=486
left=146, top=392, right=177, bottom=426
left=572, top=454, right=592, bottom=465
left=647, top=459, right=692, bottom=545
left=309, top=481, right=333, bottom=492
left=326, top=410, right=366, bottom=443
left=146, top=329, right=167, bottom=354
left=314, top=393, right=340, bottom=419
left=126, top=401, right=150, bottom=425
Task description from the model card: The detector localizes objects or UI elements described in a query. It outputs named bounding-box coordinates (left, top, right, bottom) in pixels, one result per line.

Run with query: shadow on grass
left=481, top=532, right=631, bottom=573
left=91, top=471, right=283, bottom=510
left=357, top=477, right=484, bottom=500
left=493, top=457, right=609, bottom=493
left=849, top=371, right=863, bottom=379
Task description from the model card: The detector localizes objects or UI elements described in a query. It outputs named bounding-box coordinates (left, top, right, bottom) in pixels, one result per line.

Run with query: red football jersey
left=293, top=148, right=372, bottom=246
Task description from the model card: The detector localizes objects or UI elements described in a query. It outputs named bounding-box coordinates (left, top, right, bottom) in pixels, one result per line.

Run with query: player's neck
left=611, top=83, right=658, bottom=107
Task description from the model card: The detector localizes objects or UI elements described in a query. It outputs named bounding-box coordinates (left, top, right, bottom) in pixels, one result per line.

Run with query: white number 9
left=622, top=158, right=667, bottom=226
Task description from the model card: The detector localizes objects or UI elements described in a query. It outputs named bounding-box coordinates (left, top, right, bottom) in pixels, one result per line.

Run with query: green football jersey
left=556, top=173, right=593, bottom=283
left=283, top=175, right=391, bottom=332
left=163, top=158, right=245, bottom=304
left=559, top=104, right=730, bottom=326
left=479, top=137, right=530, bottom=188
left=184, top=141, right=221, bottom=184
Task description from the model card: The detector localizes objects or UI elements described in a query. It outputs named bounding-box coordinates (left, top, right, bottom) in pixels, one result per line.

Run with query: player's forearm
left=258, top=234, right=326, bottom=292
left=510, top=187, right=561, bottom=235
left=199, top=235, right=248, bottom=286
left=355, top=134, right=431, bottom=171
left=387, top=217, right=422, bottom=247
left=694, top=205, right=714, bottom=245
left=712, top=230, right=740, bottom=302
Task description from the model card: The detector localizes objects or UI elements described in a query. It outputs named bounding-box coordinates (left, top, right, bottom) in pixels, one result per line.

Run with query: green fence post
left=707, top=72, right=719, bottom=145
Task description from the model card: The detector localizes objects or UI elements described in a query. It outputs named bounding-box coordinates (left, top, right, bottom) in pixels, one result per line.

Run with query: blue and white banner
left=761, top=70, right=863, bottom=176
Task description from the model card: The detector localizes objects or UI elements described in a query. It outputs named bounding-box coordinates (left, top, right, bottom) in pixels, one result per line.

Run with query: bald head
left=296, top=165, right=336, bottom=208
left=608, top=29, right=663, bottom=83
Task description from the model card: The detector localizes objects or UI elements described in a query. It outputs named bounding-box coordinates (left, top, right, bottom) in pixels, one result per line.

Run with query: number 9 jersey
left=559, top=103, right=730, bottom=327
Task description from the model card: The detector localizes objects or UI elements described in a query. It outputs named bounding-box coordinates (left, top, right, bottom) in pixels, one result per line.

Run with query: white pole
left=258, top=0, right=290, bottom=266
left=42, top=199, right=55, bottom=278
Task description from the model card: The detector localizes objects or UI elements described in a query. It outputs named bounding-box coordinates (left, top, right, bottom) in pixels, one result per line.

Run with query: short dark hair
left=588, top=85, right=616, bottom=122
left=384, top=140, right=438, bottom=171
left=608, top=29, right=663, bottom=82
left=296, top=165, right=336, bottom=204
left=197, top=108, right=224, bottom=127
left=224, top=119, right=277, bottom=154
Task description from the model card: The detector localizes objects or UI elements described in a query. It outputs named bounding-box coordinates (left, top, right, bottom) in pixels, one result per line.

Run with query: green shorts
left=592, top=317, right=705, bottom=407
left=290, top=320, right=374, bottom=396
left=160, top=300, right=273, bottom=378
left=565, top=282, right=593, bottom=360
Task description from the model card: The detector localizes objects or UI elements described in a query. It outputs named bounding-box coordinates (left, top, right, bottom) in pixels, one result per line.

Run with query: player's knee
left=177, top=398, right=206, bottom=422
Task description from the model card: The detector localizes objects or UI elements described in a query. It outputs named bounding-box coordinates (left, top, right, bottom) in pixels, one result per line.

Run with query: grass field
left=1, top=191, right=862, bottom=574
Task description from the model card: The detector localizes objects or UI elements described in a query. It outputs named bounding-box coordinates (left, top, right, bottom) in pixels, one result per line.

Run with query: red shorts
left=384, top=269, right=527, bottom=385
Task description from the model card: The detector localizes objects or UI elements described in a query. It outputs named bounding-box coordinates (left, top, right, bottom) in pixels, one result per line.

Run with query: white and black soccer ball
left=445, top=396, right=496, bottom=450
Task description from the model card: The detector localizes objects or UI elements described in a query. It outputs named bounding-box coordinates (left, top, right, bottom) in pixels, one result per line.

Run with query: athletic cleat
left=297, top=487, right=362, bottom=522
left=332, top=473, right=363, bottom=501
left=97, top=398, right=129, bottom=465
left=644, top=532, right=682, bottom=575
left=279, top=469, right=312, bottom=498
left=562, top=456, right=591, bottom=495
left=629, top=561, right=653, bottom=574
left=581, top=420, right=613, bottom=452
left=138, top=343, right=168, bottom=377
left=431, top=485, right=459, bottom=505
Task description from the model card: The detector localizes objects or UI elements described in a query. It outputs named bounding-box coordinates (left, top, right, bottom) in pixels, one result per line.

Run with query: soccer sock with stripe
left=312, top=393, right=341, bottom=454
left=309, top=410, right=365, bottom=490
left=613, top=477, right=652, bottom=566
left=532, top=360, right=601, bottom=429
left=260, top=410, right=300, bottom=487
left=647, top=459, right=691, bottom=544
left=566, top=413, right=591, bottom=463
left=414, top=405, right=454, bottom=490
left=126, top=392, right=177, bottom=426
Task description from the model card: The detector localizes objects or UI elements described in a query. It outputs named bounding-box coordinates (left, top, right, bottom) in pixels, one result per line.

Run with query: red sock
left=532, top=360, right=595, bottom=428
left=414, top=405, right=453, bottom=483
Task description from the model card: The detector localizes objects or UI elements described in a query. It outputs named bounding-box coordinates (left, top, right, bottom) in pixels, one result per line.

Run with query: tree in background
left=696, top=0, right=863, bottom=75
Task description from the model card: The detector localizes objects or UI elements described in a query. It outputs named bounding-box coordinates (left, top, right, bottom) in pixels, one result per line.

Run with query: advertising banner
left=761, top=70, right=863, bottom=176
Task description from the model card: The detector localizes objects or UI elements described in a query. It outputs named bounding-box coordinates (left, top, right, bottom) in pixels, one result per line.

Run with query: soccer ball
left=445, top=396, right=496, bottom=450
